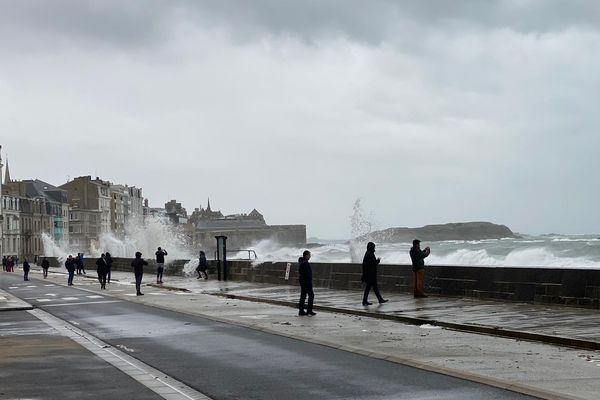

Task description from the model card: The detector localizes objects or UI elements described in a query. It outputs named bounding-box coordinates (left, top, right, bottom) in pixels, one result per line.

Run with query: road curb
left=206, top=291, right=600, bottom=352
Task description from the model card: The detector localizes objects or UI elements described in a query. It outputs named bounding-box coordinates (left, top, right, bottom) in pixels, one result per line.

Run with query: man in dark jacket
left=362, top=242, right=388, bottom=306
left=41, top=257, right=50, bottom=279
left=409, top=239, right=430, bottom=298
left=155, top=247, right=168, bottom=284
left=131, top=251, right=148, bottom=296
left=65, top=255, right=76, bottom=286
left=96, top=253, right=109, bottom=290
left=298, top=250, right=316, bottom=316
left=23, top=259, right=30, bottom=281
left=105, top=252, right=113, bottom=284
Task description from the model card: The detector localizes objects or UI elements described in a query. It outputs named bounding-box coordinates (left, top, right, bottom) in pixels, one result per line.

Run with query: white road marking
left=26, top=285, right=37, bottom=288
left=44, top=284, right=56, bottom=287
left=86, top=295, right=104, bottom=299
left=8, top=286, right=18, bottom=289
left=43, top=300, right=122, bottom=307
left=36, top=299, right=53, bottom=302
left=30, top=309, right=212, bottom=400
left=61, top=297, right=79, bottom=301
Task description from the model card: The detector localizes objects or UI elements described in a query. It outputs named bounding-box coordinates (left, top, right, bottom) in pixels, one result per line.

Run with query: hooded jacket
left=362, top=242, right=380, bottom=283
left=131, top=253, right=148, bottom=275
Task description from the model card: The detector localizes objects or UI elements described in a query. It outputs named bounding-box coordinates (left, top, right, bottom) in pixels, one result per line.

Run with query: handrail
left=213, top=249, right=258, bottom=260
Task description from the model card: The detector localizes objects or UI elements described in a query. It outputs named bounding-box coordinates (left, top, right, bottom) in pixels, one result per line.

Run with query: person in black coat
left=362, top=242, right=388, bottom=306
left=409, top=239, right=430, bottom=298
left=23, top=259, right=30, bottom=281
left=196, top=251, right=208, bottom=280
left=96, top=253, right=109, bottom=290
left=131, top=251, right=148, bottom=296
left=298, top=250, right=316, bottom=316
left=105, top=252, right=113, bottom=284
left=65, top=255, right=76, bottom=286
left=41, top=257, right=50, bottom=279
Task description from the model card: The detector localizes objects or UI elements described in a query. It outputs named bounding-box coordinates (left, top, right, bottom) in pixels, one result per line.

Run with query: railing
left=213, top=249, right=258, bottom=261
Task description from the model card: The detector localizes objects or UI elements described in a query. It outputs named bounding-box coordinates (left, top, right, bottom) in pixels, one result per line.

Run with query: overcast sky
left=2, top=1, right=600, bottom=238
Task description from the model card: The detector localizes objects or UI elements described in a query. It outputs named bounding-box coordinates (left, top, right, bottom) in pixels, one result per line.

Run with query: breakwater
left=41, top=257, right=600, bottom=309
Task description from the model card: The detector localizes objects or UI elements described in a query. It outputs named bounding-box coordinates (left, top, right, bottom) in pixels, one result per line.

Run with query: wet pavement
left=5, top=267, right=600, bottom=399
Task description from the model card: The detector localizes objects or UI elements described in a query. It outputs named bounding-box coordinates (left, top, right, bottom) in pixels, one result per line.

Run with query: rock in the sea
left=364, top=221, right=517, bottom=243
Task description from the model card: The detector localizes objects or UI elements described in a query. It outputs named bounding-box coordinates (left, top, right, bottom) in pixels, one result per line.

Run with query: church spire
left=4, top=158, right=11, bottom=183
left=207, top=197, right=211, bottom=211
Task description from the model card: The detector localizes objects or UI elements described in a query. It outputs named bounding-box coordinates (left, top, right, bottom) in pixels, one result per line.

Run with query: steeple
left=207, top=197, right=211, bottom=211
left=4, top=158, right=10, bottom=183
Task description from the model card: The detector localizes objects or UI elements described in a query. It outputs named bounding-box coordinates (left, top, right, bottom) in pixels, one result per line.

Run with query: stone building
left=1, top=193, right=21, bottom=259
left=60, top=176, right=111, bottom=251
left=0, top=147, right=3, bottom=258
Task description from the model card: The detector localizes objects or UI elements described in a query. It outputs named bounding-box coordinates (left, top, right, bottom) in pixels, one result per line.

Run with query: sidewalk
left=0, top=279, right=34, bottom=311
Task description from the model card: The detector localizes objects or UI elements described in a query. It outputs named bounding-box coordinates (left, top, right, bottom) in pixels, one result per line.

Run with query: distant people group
left=297, top=239, right=431, bottom=316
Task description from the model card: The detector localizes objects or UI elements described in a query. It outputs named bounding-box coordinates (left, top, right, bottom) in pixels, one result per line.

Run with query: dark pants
left=413, top=269, right=425, bottom=297
left=43, top=268, right=48, bottom=278
left=196, top=268, right=208, bottom=279
left=157, top=266, right=164, bottom=282
left=98, top=272, right=107, bottom=289
left=107, top=267, right=111, bottom=283
left=299, top=283, right=314, bottom=313
left=67, top=269, right=75, bottom=285
left=24, top=269, right=29, bottom=281
left=135, top=273, right=143, bottom=294
left=363, top=280, right=384, bottom=304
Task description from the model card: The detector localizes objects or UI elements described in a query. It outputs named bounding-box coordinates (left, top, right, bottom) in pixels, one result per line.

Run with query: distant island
left=362, top=222, right=518, bottom=243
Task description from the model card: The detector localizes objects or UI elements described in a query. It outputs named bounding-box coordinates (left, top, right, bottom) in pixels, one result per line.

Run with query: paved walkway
left=154, top=273, right=600, bottom=350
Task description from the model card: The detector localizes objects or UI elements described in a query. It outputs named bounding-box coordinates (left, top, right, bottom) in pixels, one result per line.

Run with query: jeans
left=363, top=280, right=384, bottom=304
left=299, top=283, right=314, bottom=313
left=135, top=273, right=143, bottom=294
left=156, top=264, right=164, bottom=282
left=67, top=269, right=75, bottom=285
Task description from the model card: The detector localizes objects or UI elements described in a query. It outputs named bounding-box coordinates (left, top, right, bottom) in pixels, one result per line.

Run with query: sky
left=2, top=0, right=600, bottom=239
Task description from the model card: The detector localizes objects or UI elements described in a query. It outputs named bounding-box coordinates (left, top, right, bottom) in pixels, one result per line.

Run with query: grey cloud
left=4, top=1, right=600, bottom=52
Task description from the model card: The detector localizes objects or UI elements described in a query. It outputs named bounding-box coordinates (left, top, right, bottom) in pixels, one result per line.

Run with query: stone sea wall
left=41, top=257, right=600, bottom=309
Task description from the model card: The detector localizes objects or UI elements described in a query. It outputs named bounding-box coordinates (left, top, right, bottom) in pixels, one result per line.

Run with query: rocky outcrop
left=363, top=221, right=517, bottom=243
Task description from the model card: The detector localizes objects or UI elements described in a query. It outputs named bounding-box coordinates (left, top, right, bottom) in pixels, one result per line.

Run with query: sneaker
left=379, top=299, right=389, bottom=304
left=298, top=311, right=307, bottom=316
left=307, top=311, right=316, bottom=316
left=137, top=292, right=144, bottom=296
left=362, top=301, right=372, bottom=306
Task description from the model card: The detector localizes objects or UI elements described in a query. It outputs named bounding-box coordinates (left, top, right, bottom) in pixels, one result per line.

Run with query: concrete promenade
left=4, top=266, right=600, bottom=399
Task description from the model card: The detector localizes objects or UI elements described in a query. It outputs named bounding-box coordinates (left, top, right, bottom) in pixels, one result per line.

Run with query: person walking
left=2, top=256, right=6, bottom=272
left=410, top=239, right=431, bottom=298
left=41, top=257, right=50, bottom=279
left=155, top=247, right=167, bottom=284
left=105, top=252, right=113, bottom=284
left=298, top=250, right=316, bottom=316
left=65, top=255, right=76, bottom=286
left=96, top=253, right=109, bottom=290
left=196, top=251, right=208, bottom=280
left=131, top=251, right=148, bottom=296
left=362, top=242, right=388, bottom=306
left=23, top=259, right=30, bottom=281
left=7, top=256, right=14, bottom=272
left=80, top=253, right=86, bottom=275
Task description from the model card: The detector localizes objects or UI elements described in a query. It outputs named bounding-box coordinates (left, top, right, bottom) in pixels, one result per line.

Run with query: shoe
left=137, top=292, right=144, bottom=296
left=298, top=311, right=307, bottom=316
left=307, top=311, right=316, bottom=316
left=379, top=299, right=389, bottom=304
left=362, top=302, right=372, bottom=306
left=414, top=294, right=429, bottom=298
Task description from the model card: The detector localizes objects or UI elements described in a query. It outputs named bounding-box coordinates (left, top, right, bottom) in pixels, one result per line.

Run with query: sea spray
left=349, top=198, right=376, bottom=263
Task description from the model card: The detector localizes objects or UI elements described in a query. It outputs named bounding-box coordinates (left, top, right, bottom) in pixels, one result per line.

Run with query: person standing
left=23, top=259, right=30, bottom=281
left=298, top=250, right=316, bottom=316
left=96, top=253, right=109, bottom=290
left=41, top=257, right=50, bottom=279
left=7, top=256, right=14, bottom=272
left=410, top=239, right=431, bottom=298
left=2, top=256, right=6, bottom=272
left=196, top=251, right=208, bottom=280
left=362, top=242, right=388, bottom=306
left=76, top=253, right=82, bottom=275
left=65, top=255, right=76, bottom=286
left=155, top=247, right=167, bottom=284
left=131, top=251, right=148, bottom=296
left=105, top=252, right=113, bottom=284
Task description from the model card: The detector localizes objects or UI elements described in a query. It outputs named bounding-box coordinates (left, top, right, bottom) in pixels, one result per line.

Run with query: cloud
left=2, top=1, right=600, bottom=238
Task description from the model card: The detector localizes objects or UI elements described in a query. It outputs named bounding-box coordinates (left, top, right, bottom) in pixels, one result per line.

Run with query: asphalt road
left=0, top=273, right=538, bottom=400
